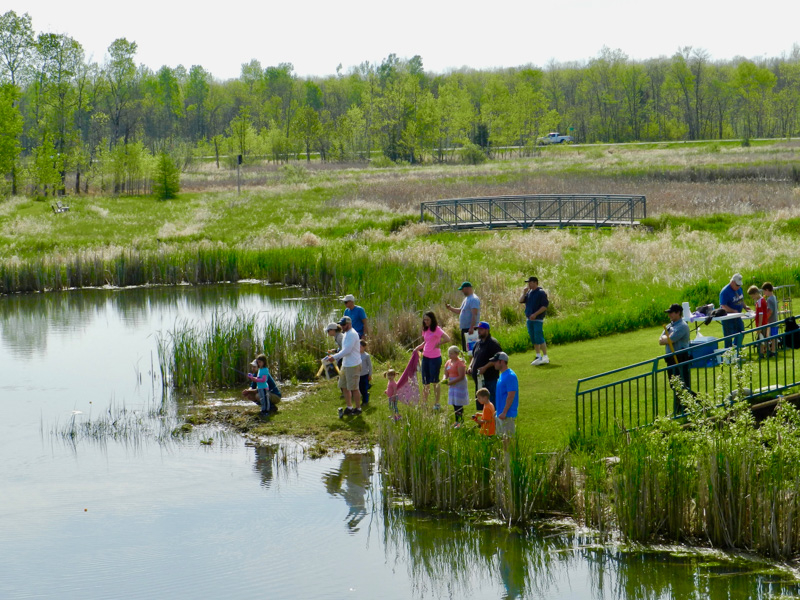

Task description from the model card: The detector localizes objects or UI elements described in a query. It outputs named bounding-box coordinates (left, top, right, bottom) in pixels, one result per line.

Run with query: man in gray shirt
left=445, top=281, right=480, bottom=351
left=659, top=303, right=693, bottom=414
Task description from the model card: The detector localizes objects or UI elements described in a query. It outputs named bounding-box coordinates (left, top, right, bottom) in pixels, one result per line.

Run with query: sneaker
left=353, top=407, right=362, bottom=415
left=531, top=357, right=543, bottom=366
left=338, top=407, right=344, bottom=419
left=392, top=414, right=402, bottom=422
left=433, top=403, right=441, bottom=411
left=343, top=407, right=354, bottom=416
left=453, top=422, right=462, bottom=429
left=540, top=355, right=550, bottom=364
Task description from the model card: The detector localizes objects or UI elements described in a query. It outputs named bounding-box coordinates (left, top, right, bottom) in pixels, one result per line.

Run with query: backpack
left=784, top=317, right=800, bottom=349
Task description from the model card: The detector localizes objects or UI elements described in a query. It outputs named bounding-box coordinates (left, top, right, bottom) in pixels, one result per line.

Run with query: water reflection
left=253, top=445, right=277, bottom=489
left=383, top=509, right=800, bottom=600
left=0, top=284, right=322, bottom=359
left=323, top=453, right=374, bottom=533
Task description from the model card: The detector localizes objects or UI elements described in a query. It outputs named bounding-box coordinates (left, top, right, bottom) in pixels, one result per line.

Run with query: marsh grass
left=379, top=360, right=800, bottom=559
left=378, top=406, right=573, bottom=520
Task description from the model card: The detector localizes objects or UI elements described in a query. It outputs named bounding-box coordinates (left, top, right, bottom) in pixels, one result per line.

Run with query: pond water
left=1, top=285, right=798, bottom=599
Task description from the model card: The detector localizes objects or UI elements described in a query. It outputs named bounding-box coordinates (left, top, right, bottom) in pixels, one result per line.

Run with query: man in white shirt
left=326, top=316, right=363, bottom=416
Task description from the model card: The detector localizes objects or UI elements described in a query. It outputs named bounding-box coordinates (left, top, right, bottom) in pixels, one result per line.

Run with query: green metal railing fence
left=420, top=194, right=646, bottom=230
left=575, top=318, right=800, bottom=435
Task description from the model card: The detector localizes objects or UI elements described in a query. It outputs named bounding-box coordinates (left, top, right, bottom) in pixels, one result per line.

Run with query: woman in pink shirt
left=415, top=311, right=451, bottom=409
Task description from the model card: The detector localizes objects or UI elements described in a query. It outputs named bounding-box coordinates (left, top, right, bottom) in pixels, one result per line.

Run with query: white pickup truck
left=537, top=132, right=574, bottom=145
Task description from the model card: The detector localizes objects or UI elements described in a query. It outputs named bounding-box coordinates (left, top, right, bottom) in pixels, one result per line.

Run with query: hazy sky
left=16, top=0, right=800, bottom=80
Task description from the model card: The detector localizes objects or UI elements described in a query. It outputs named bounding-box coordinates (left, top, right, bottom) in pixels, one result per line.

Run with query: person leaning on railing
left=659, top=303, right=693, bottom=414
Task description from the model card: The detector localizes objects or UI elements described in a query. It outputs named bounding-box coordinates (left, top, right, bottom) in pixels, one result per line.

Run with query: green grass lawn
left=205, top=322, right=743, bottom=450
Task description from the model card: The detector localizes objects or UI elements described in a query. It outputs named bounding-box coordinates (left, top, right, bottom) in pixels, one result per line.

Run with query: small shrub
left=152, top=152, right=181, bottom=200
left=370, top=155, right=395, bottom=168
left=458, top=142, right=488, bottom=165
left=280, top=163, right=309, bottom=184
left=741, top=137, right=751, bottom=148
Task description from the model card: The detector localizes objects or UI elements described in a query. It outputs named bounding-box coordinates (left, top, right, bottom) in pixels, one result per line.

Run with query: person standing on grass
left=763, top=282, right=778, bottom=357
left=444, top=346, right=469, bottom=426
left=520, top=276, right=549, bottom=365
left=343, top=294, right=369, bottom=338
left=472, top=388, right=495, bottom=436
left=750, top=285, right=769, bottom=358
left=719, top=273, right=748, bottom=349
left=467, top=321, right=502, bottom=411
left=358, top=339, right=372, bottom=405
left=659, top=303, right=693, bottom=414
left=326, top=316, right=363, bottom=417
left=445, top=281, right=480, bottom=351
left=415, top=311, right=451, bottom=410
left=491, top=352, right=519, bottom=438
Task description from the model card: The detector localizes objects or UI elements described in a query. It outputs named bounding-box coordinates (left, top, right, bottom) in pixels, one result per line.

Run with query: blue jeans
left=258, top=388, right=271, bottom=413
left=527, top=319, right=545, bottom=346
left=359, top=374, right=371, bottom=404
left=721, top=317, right=744, bottom=349
left=474, top=377, right=497, bottom=411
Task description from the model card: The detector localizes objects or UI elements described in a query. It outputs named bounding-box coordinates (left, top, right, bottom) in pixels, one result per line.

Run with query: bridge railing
left=574, top=319, right=800, bottom=436
left=420, top=194, right=646, bottom=230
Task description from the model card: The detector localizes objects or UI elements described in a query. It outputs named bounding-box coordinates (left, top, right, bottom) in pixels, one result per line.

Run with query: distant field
left=2, top=140, right=799, bottom=362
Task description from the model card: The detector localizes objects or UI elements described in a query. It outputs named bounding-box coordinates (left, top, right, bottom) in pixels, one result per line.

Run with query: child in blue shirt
left=248, top=354, right=272, bottom=415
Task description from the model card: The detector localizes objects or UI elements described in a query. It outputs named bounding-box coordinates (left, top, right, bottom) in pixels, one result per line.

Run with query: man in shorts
left=326, top=316, right=363, bottom=416
left=520, top=276, right=549, bottom=365
left=491, top=352, right=519, bottom=438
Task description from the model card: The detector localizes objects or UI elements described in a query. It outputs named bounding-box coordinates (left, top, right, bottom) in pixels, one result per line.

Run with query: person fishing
left=248, top=354, right=273, bottom=416
left=659, top=303, right=693, bottom=414
left=242, top=359, right=281, bottom=412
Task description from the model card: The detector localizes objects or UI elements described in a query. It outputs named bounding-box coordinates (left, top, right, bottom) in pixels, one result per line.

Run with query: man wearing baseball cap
left=490, top=351, right=519, bottom=438
left=719, top=273, right=747, bottom=349
left=445, top=281, right=481, bottom=351
left=519, top=276, right=549, bottom=365
left=660, top=303, right=692, bottom=413
left=325, top=315, right=363, bottom=416
left=468, top=321, right=502, bottom=411
left=342, top=294, right=369, bottom=339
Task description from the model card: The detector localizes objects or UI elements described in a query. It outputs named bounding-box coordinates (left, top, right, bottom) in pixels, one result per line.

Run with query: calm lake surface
left=1, top=284, right=798, bottom=599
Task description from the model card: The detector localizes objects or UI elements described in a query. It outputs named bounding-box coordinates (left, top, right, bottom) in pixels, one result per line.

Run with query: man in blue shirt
left=519, top=276, right=549, bottom=365
left=342, top=294, right=369, bottom=339
left=491, top=352, right=518, bottom=438
left=719, top=273, right=747, bottom=349
left=445, top=281, right=480, bottom=351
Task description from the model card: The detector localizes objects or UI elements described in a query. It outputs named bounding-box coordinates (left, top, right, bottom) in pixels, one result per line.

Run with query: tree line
left=1, top=9, right=799, bottom=197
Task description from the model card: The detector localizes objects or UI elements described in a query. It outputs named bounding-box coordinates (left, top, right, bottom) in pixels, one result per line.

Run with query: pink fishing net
left=395, top=351, right=420, bottom=405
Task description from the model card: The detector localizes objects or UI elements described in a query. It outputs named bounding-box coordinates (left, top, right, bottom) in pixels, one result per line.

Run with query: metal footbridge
left=420, top=194, right=646, bottom=231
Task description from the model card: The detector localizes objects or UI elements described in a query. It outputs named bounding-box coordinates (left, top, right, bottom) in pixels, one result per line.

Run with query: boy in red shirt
left=749, top=285, right=768, bottom=358
left=472, top=387, right=496, bottom=436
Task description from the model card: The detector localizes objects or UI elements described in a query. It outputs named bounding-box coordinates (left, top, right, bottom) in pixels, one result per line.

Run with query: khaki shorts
left=496, top=416, right=516, bottom=437
left=338, top=364, right=362, bottom=391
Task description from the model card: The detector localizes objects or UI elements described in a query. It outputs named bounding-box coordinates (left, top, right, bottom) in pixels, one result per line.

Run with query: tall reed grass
left=379, top=362, right=800, bottom=560
left=378, top=406, right=573, bottom=520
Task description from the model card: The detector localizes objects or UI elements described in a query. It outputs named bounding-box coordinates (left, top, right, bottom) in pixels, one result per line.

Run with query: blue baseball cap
left=477, top=321, right=490, bottom=330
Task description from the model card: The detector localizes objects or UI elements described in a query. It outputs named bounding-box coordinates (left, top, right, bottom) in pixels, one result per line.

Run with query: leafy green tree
left=104, top=38, right=138, bottom=143
left=0, top=10, right=34, bottom=85
left=152, top=151, right=180, bottom=199
left=0, top=83, right=22, bottom=194
left=293, top=105, right=320, bottom=161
